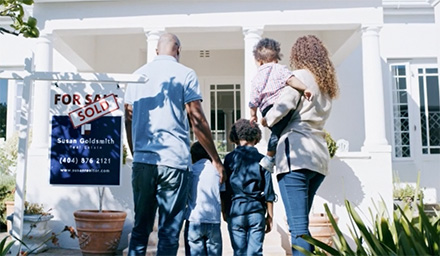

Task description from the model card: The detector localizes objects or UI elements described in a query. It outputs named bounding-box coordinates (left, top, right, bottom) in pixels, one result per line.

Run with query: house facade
left=1, top=0, right=439, bottom=253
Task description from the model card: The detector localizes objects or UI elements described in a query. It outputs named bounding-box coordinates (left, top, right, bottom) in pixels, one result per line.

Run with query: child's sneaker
left=260, top=156, right=275, bottom=173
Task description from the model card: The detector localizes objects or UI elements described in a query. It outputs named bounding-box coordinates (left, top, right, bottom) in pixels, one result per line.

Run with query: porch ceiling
left=54, top=25, right=359, bottom=73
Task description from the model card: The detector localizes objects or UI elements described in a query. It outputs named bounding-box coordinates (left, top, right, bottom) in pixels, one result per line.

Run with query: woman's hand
left=261, top=117, right=268, bottom=127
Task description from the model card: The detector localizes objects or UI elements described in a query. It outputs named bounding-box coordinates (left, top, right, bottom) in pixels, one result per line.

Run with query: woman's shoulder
left=293, top=69, right=318, bottom=89
left=292, top=69, right=312, bottom=79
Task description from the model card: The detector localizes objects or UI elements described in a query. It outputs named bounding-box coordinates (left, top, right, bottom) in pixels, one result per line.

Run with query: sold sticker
left=69, top=94, right=119, bottom=128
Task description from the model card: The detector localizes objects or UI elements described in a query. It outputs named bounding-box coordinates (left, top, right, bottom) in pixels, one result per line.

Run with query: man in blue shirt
left=125, top=33, right=225, bottom=256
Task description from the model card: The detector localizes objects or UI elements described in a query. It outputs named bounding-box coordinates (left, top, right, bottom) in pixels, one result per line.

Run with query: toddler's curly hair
left=253, top=38, right=283, bottom=63
left=229, top=119, right=262, bottom=145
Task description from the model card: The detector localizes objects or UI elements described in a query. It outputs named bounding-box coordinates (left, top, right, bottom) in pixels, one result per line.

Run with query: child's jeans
left=262, top=105, right=295, bottom=152
left=184, top=221, right=222, bottom=256
left=227, top=212, right=265, bottom=256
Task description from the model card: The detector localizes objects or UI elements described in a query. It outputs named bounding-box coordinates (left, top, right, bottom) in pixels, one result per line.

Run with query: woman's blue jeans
left=277, top=169, right=325, bottom=256
left=128, top=163, right=190, bottom=256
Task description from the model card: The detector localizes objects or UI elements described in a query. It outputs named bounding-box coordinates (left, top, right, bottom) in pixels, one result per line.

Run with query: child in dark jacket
left=221, top=118, right=276, bottom=256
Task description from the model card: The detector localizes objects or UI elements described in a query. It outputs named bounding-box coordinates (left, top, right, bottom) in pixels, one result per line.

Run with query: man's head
left=156, top=33, right=181, bottom=61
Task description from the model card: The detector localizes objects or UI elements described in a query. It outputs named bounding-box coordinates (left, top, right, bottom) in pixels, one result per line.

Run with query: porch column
left=360, top=26, right=389, bottom=152
left=31, top=32, right=53, bottom=150
left=144, top=29, right=164, bottom=63
left=243, top=27, right=262, bottom=119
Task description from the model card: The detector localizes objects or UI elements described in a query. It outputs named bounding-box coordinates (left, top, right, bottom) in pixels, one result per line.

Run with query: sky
left=0, top=79, right=7, bottom=104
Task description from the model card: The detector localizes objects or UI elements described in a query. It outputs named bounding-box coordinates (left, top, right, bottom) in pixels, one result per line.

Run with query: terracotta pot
left=309, top=213, right=339, bottom=246
left=74, top=210, right=127, bottom=256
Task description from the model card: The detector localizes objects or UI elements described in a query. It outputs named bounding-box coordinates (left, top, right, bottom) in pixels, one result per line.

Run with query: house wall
left=380, top=22, right=440, bottom=202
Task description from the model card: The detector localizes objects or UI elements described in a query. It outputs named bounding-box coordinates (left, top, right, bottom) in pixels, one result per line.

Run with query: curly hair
left=229, top=119, right=262, bottom=144
left=253, top=38, right=283, bottom=63
left=290, top=35, right=339, bottom=99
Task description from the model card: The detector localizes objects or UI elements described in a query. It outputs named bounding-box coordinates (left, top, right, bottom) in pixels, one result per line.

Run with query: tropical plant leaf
left=0, top=236, right=14, bottom=256
left=345, top=201, right=389, bottom=255
left=324, top=203, right=355, bottom=255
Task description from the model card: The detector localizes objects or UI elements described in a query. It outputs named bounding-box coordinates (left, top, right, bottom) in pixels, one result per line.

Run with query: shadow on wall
left=317, top=157, right=365, bottom=211
left=275, top=157, right=365, bottom=253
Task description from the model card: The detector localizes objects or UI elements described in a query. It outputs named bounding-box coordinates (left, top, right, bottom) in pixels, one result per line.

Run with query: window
left=418, top=67, right=440, bottom=154
left=390, top=63, right=440, bottom=158
left=210, top=83, right=241, bottom=157
left=391, top=65, right=411, bottom=158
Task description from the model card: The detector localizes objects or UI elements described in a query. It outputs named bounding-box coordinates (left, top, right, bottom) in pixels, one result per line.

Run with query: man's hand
left=212, top=160, right=226, bottom=184
left=250, top=115, right=258, bottom=124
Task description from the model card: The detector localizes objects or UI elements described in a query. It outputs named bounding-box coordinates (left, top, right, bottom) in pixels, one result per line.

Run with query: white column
left=360, top=26, right=390, bottom=152
left=243, top=27, right=262, bottom=119
left=31, top=33, right=53, bottom=150
left=144, top=29, right=164, bottom=63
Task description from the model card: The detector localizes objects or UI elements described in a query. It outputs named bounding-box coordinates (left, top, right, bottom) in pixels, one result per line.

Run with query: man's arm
left=124, top=103, right=134, bottom=155
left=186, top=100, right=225, bottom=183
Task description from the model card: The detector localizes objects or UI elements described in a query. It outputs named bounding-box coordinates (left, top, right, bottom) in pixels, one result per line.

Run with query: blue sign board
left=50, top=82, right=123, bottom=186
left=50, top=116, right=121, bottom=185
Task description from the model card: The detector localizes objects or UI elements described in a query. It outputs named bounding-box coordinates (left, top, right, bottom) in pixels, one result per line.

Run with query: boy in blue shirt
left=221, top=119, right=276, bottom=256
left=184, top=141, right=223, bottom=256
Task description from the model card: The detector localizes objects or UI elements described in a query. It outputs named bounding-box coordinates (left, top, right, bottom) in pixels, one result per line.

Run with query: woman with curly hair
left=262, top=35, right=339, bottom=255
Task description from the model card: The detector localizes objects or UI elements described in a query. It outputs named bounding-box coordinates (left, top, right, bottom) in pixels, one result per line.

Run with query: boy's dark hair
left=253, top=38, right=282, bottom=62
left=190, top=141, right=211, bottom=163
left=229, top=119, right=262, bottom=144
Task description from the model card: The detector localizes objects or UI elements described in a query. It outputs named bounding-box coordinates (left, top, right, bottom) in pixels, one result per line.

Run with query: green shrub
left=0, top=174, right=15, bottom=226
left=294, top=199, right=440, bottom=256
left=325, top=131, right=338, bottom=158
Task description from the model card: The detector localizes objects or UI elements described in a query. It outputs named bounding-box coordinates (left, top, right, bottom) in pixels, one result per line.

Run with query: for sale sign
left=50, top=83, right=123, bottom=185
left=68, top=94, right=119, bottom=128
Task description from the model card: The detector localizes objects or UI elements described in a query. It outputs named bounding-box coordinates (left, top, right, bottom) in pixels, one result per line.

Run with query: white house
left=1, top=0, right=439, bottom=254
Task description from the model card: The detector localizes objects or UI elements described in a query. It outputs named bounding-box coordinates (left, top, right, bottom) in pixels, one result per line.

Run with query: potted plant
left=7, top=201, right=54, bottom=254
left=73, top=146, right=128, bottom=255
left=73, top=187, right=127, bottom=256
left=393, top=172, right=424, bottom=213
